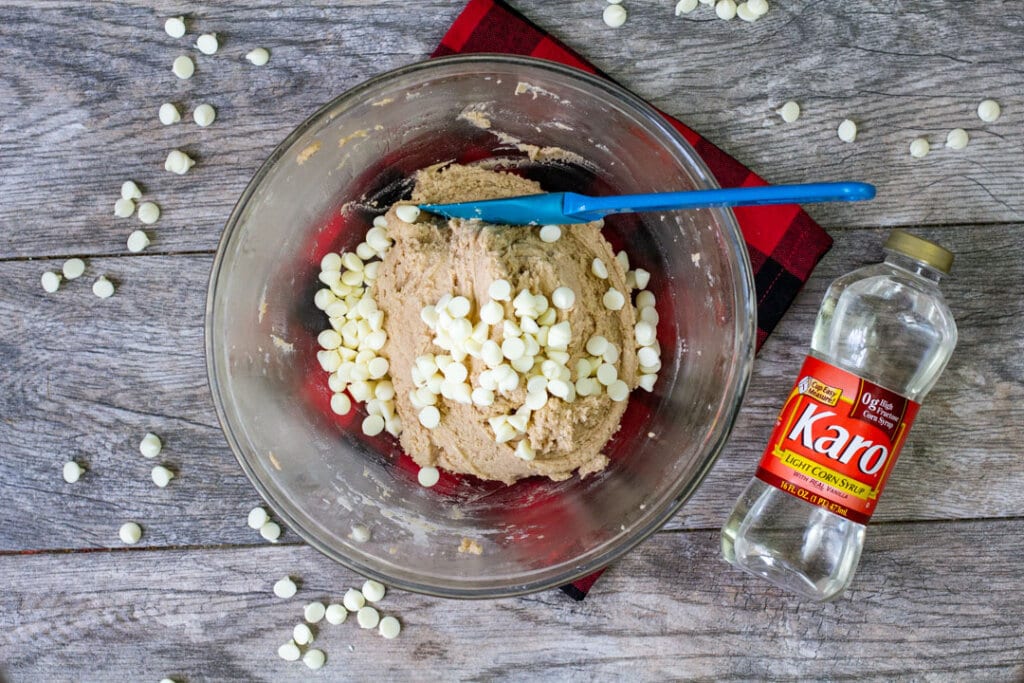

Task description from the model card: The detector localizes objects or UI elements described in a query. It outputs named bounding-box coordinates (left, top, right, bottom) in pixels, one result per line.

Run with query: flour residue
left=297, top=140, right=322, bottom=165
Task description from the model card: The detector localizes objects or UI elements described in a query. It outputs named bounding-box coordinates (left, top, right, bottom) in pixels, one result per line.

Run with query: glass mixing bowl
left=206, top=54, right=756, bottom=598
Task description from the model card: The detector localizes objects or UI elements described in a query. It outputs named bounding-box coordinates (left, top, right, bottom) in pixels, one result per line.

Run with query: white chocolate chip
left=62, top=461, right=84, bottom=483
left=748, top=0, right=769, bottom=14
left=596, top=363, right=618, bottom=386
left=357, top=605, right=380, bottom=629
left=325, top=603, right=348, bottom=624
left=909, top=137, right=930, bottom=159
left=603, top=4, right=627, bottom=27
left=137, top=202, right=160, bottom=225
left=273, top=576, right=297, bottom=599
left=126, top=229, right=151, bottom=254
left=480, top=300, right=504, bottom=325
left=639, top=374, right=658, bottom=392
left=715, top=0, right=737, bottom=20
left=977, top=99, right=1001, bottom=123
left=302, top=649, right=326, bottom=671
left=120, top=180, right=142, bottom=201
left=330, top=392, right=352, bottom=415
left=62, top=258, right=86, bottom=280
left=638, top=346, right=660, bottom=367
left=837, top=119, right=858, bottom=143
left=260, top=521, right=281, bottom=542
left=635, top=321, right=656, bottom=346
left=379, top=615, right=401, bottom=639
left=164, top=149, right=195, bottom=175
left=616, top=250, right=629, bottom=272
left=171, top=55, right=194, bottom=79
left=114, top=198, right=135, bottom=218
left=592, top=258, right=608, bottom=279
left=551, top=286, right=576, bottom=310
left=946, top=128, right=969, bottom=150
left=119, top=522, right=142, bottom=545
left=292, top=623, right=314, bottom=646
left=777, top=101, right=800, bottom=123
left=675, top=0, right=699, bottom=14
left=246, top=47, right=270, bottom=66
left=164, top=16, right=186, bottom=38
left=193, top=103, right=216, bottom=127
left=343, top=588, right=365, bottom=611
left=41, top=271, right=61, bottom=293
left=159, top=102, right=181, bottom=125
left=362, top=580, right=386, bottom=603
left=304, top=601, right=326, bottom=624
left=91, top=268, right=127, bottom=298
left=351, top=524, right=371, bottom=543
left=607, top=380, right=629, bottom=402
left=737, top=2, right=757, bottom=21
left=602, top=288, right=625, bottom=310
left=539, top=225, right=561, bottom=243
left=636, top=290, right=656, bottom=308
left=151, top=465, right=174, bottom=488
left=515, top=439, right=536, bottom=461
left=417, top=466, right=440, bottom=487
left=395, top=204, right=420, bottom=223
left=488, top=279, right=512, bottom=301
left=418, top=405, right=440, bottom=429
left=247, top=507, right=269, bottom=529
left=139, top=432, right=162, bottom=458
left=362, top=414, right=385, bottom=436
left=278, top=641, right=301, bottom=661
left=195, top=33, right=218, bottom=55
left=586, top=335, right=609, bottom=356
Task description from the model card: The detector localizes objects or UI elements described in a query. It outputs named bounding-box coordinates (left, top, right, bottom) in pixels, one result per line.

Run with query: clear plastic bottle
left=721, top=229, right=958, bottom=601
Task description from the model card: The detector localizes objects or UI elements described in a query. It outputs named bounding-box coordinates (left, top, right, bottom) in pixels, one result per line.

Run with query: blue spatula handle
left=564, top=182, right=875, bottom=221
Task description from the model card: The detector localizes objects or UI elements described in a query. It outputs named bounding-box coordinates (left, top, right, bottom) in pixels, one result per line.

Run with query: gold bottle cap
left=885, top=229, right=953, bottom=273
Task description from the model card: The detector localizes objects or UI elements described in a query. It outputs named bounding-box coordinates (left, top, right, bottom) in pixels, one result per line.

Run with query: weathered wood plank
left=2, top=519, right=1023, bottom=681
left=1, top=224, right=1020, bottom=552
left=2, top=1, right=1022, bottom=260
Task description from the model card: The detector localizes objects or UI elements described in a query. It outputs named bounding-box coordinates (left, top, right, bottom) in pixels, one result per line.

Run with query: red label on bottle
left=755, top=356, right=920, bottom=524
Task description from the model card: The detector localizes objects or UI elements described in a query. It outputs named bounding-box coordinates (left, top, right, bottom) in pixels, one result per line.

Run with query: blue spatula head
left=419, top=193, right=588, bottom=225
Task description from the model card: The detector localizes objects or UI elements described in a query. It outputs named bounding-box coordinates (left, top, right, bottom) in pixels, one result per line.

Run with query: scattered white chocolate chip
left=121, top=180, right=142, bottom=201
left=246, top=47, right=270, bottom=66
left=260, top=521, right=281, bottom=542
left=136, top=203, right=160, bottom=226
left=292, top=623, right=314, bottom=646
left=278, top=641, right=301, bottom=661
left=159, top=102, right=181, bottom=125
left=62, top=461, right=84, bottom=483
left=607, top=380, right=630, bottom=402
left=395, top=204, right=420, bottom=223
left=362, top=580, right=386, bottom=603
left=603, top=3, right=627, bottom=27
left=325, top=603, right=348, bottom=625
left=551, top=286, right=576, bottom=310
left=151, top=465, right=174, bottom=488
left=837, top=119, right=858, bottom=143
left=164, top=149, right=195, bottom=175
left=488, top=279, right=512, bottom=301
left=343, top=588, right=365, bottom=612
left=539, top=224, right=561, bottom=243
left=362, top=414, right=386, bottom=436
left=748, top=0, right=769, bottom=14
left=357, top=606, right=380, bottom=629
left=171, top=55, right=194, bottom=79
left=247, top=506, right=269, bottom=529
left=303, top=649, right=326, bottom=671
left=946, top=128, right=969, bottom=150
left=675, top=0, right=699, bottom=14
left=62, top=258, right=85, bottom=280
left=195, top=33, right=218, bottom=55
left=602, top=288, right=625, bottom=310
left=777, top=101, right=800, bottom=123
left=139, top=433, right=162, bottom=458
left=114, top=197, right=135, bottom=218
left=273, top=576, right=297, bottom=599
left=515, top=439, right=535, bottom=461
left=92, top=276, right=115, bottom=298
left=119, top=522, right=142, bottom=545
left=417, top=466, right=440, bottom=487
left=304, top=601, right=327, bottom=624
left=193, top=103, right=216, bottom=127
left=330, top=392, right=352, bottom=415
left=127, top=230, right=151, bottom=253
left=351, top=524, right=371, bottom=543
left=909, top=137, right=930, bottom=159
left=164, top=16, right=186, bottom=39
left=715, top=0, right=737, bottom=20
left=736, top=2, right=756, bottom=21
left=977, top=99, right=1001, bottom=123
left=41, top=271, right=61, bottom=293
left=379, top=616, right=401, bottom=639
left=591, top=258, right=608, bottom=279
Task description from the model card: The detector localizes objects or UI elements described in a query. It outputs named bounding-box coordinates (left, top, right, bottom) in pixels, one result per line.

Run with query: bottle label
left=755, top=355, right=920, bottom=524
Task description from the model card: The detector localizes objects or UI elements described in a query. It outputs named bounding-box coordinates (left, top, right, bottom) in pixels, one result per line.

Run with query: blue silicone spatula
left=419, top=181, right=875, bottom=225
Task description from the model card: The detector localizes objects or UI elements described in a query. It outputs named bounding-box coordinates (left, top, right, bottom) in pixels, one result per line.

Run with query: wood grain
left=3, top=520, right=1023, bottom=681
left=2, top=224, right=1020, bottom=552
left=2, top=1, right=1023, bottom=260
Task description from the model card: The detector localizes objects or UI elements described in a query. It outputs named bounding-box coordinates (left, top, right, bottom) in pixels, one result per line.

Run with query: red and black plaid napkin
left=432, top=0, right=832, bottom=599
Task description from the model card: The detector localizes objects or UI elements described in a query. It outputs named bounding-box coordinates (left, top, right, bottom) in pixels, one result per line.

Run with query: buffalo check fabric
left=431, top=0, right=833, bottom=600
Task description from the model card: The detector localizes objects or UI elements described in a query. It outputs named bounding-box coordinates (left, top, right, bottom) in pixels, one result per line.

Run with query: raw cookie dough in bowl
left=207, top=55, right=756, bottom=598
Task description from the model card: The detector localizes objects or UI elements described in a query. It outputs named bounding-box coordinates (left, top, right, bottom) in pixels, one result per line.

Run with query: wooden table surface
left=2, top=1, right=1023, bottom=680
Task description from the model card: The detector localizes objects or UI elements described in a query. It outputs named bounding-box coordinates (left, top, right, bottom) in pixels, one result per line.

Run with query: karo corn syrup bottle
left=721, top=230, right=958, bottom=601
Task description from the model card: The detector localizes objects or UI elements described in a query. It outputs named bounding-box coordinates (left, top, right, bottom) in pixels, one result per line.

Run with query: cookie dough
left=372, top=164, right=639, bottom=484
